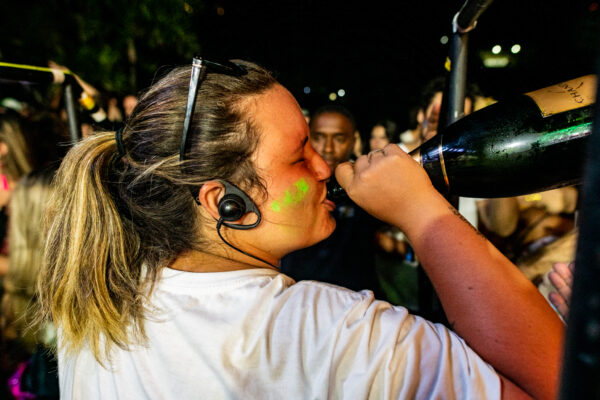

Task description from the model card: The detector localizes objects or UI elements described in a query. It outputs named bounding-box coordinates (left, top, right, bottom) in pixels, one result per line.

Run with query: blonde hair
left=1, top=169, right=55, bottom=352
left=36, top=60, right=277, bottom=362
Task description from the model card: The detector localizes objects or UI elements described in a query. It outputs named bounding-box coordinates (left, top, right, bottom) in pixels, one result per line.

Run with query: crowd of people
left=0, top=57, right=579, bottom=399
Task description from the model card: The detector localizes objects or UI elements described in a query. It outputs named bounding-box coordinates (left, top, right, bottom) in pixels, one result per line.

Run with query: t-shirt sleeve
left=277, top=282, right=501, bottom=400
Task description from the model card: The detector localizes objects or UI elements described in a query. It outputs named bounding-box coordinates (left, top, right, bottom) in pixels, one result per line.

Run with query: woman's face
left=248, top=84, right=336, bottom=259
left=369, top=125, right=389, bottom=151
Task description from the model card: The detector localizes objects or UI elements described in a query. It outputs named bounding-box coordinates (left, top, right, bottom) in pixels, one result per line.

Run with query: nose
left=323, top=136, right=334, bottom=154
left=308, top=148, right=331, bottom=181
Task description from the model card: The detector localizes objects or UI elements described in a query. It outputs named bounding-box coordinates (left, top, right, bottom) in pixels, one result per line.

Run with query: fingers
left=334, top=150, right=383, bottom=190
left=336, top=144, right=407, bottom=189
left=548, top=292, right=569, bottom=319
left=548, top=261, right=575, bottom=320
left=367, top=148, right=385, bottom=163
left=552, top=262, right=574, bottom=288
left=335, top=161, right=354, bottom=190
left=548, top=270, right=572, bottom=301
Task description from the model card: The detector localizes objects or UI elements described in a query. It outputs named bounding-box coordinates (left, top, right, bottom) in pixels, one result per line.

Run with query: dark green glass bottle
left=327, top=75, right=595, bottom=200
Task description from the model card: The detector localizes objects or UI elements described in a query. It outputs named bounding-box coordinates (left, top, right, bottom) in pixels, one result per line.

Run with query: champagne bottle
left=327, top=75, right=595, bottom=200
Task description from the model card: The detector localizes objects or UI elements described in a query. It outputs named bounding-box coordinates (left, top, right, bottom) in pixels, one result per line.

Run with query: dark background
left=1, top=0, right=598, bottom=136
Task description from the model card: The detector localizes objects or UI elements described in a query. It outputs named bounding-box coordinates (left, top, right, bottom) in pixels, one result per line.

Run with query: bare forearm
left=334, top=146, right=563, bottom=398
left=402, top=194, right=564, bottom=400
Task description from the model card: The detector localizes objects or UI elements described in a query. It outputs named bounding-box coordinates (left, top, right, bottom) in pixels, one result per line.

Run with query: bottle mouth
left=326, top=176, right=348, bottom=201
left=408, top=147, right=422, bottom=165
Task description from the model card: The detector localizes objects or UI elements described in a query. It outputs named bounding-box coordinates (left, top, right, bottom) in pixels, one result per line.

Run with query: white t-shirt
left=58, top=268, right=500, bottom=399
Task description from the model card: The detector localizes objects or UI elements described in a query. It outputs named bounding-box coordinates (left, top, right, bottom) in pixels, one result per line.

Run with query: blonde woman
left=2, top=169, right=56, bottom=347
left=1, top=168, right=58, bottom=399
left=0, top=113, right=34, bottom=278
left=37, top=58, right=562, bottom=399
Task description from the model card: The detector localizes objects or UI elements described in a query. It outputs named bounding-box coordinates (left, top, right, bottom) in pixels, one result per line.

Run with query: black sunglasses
left=179, top=56, right=248, bottom=202
left=180, top=56, right=248, bottom=162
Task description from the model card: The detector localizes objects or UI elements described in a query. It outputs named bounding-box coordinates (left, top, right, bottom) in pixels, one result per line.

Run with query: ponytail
left=37, top=132, right=145, bottom=361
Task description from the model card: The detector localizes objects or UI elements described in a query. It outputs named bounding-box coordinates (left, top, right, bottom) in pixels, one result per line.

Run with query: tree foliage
left=0, top=0, right=204, bottom=94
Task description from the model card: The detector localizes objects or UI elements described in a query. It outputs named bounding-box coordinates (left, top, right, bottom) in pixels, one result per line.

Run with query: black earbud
left=217, top=181, right=261, bottom=230
left=214, top=180, right=277, bottom=269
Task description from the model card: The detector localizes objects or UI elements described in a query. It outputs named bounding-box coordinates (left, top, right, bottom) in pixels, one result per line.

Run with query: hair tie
left=115, top=126, right=126, bottom=158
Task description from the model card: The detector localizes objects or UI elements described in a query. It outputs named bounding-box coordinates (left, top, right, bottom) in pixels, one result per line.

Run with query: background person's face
left=309, top=112, right=355, bottom=171
left=369, top=125, right=389, bottom=151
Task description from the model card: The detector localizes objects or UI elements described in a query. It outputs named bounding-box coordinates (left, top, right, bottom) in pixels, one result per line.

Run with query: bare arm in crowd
left=336, top=144, right=564, bottom=400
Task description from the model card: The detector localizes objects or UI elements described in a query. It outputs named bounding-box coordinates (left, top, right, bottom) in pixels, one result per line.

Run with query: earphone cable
left=216, top=219, right=279, bottom=269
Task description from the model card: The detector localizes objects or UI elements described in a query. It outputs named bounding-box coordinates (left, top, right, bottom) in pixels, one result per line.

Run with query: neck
left=169, top=248, right=279, bottom=273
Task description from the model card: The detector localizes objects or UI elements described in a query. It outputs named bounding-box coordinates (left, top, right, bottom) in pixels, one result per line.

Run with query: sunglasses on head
left=180, top=56, right=248, bottom=203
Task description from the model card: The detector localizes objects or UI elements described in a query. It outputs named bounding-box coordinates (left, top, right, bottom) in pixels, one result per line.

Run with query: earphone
left=213, top=180, right=279, bottom=269
left=217, top=180, right=261, bottom=230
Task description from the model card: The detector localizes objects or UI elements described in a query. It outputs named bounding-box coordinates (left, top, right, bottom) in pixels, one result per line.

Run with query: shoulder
left=275, top=281, right=500, bottom=399
left=276, top=279, right=414, bottom=341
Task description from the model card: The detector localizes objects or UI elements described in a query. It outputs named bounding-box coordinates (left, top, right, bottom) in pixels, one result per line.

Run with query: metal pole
left=558, top=61, right=600, bottom=400
left=446, top=0, right=494, bottom=125
left=418, top=0, right=494, bottom=322
left=455, top=0, right=495, bottom=33
left=446, top=27, right=468, bottom=125
left=63, top=83, right=81, bottom=143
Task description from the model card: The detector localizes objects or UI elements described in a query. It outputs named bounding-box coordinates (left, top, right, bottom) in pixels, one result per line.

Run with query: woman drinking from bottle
left=37, top=58, right=563, bottom=399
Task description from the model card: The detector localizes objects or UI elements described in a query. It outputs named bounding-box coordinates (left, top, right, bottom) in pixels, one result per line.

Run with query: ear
left=416, top=109, right=425, bottom=124
left=353, top=130, right=362, bottom=157
left=197, top=181, right=226, bottom=221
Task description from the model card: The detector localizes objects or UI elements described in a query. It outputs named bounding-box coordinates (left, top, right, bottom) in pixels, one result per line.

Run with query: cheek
left=334, top=142, right=351, bottom=156
left=268, top=177, right=313, bottom=215
left=266, top=175, right=332, bottom=234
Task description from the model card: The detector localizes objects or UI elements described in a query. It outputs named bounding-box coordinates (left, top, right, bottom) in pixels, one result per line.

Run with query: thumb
left=335, top=161, right=355, bottom=190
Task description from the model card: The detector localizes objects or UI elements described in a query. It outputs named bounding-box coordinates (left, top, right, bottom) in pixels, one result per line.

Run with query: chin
left=288, top=216, right=336, bottom=252
left=312, top=216, right=336, bottom=245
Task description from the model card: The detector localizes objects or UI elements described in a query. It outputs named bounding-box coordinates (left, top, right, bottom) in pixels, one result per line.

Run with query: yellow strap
left=0, top=61, right=72, bottom=75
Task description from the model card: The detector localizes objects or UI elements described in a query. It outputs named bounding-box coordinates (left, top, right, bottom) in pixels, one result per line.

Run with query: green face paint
left=270, top=178, right=310, bottom=212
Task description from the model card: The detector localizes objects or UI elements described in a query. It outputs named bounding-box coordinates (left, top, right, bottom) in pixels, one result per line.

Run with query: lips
left=323, top=158, right=336, bottom=167
left=323, top=198, right=336, bottom=211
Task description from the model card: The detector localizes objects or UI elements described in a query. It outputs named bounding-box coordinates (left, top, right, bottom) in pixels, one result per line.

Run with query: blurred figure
left=301, top=107, right=310, bottom=124
left=107, top=96, right=124, bottom=123
left=398, top=106, right=421, bottom=151
left=0, top=110, right=67, bottom=278
left=369, top=119, right=400, bottom=151
left=122, top=94, right=138, bottom=118
left=477, top=187, right=579, bottom=285
left=352, top=130, right=363, bottom=159
left=281, top=105, right=385, bottom=298
left=0, top=113, right=33, bottom=184
left=368, top=118, right=418, bottom=308
left=307, top=104, right=356, bottom=170
left=411, top=76, right=478, bottom=150
left=1, top=168, right=59, bottom=400
left=368, top=119, right=407, bottom=254
left=0, top=112, right=34, bottom=278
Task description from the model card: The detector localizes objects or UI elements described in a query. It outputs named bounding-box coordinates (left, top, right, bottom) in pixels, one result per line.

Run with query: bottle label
left=525, top=75, right=597, bottom=117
